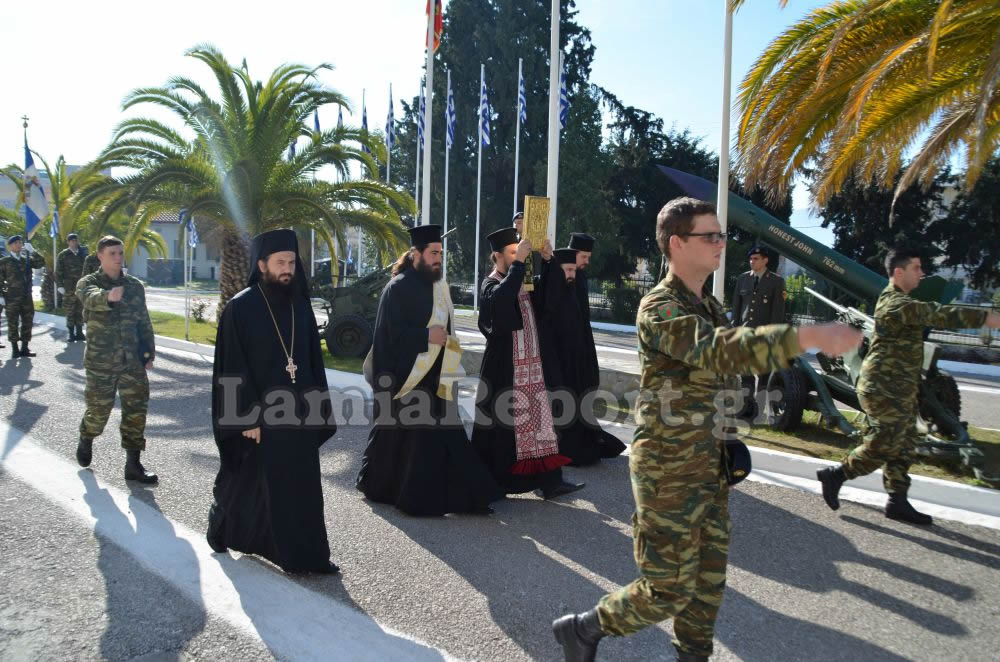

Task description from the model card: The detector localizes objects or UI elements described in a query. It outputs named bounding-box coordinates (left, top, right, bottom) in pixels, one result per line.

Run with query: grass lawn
left=35, top=300, right=363, bottom=374
left=138, top=278, right=220, bottom=292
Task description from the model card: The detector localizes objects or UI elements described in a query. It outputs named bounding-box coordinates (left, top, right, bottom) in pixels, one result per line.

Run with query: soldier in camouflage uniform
left=56, top=232, right=87, bottom=342
left=75, top=235, right=158, bottom=484
left=0, top=235, right=46, bottom=358
left=818, top=246, right=1000, bottom=526
left=553, top=198, right=862, bottom=662
left=83, top=250, right=100, bottom=276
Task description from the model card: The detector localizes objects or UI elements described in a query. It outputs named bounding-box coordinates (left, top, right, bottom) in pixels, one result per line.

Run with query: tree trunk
left=217, top=227, right=249, bottom=321
left=41, top=269, right=59, bottom=311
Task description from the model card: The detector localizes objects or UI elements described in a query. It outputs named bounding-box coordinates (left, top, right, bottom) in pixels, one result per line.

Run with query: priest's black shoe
left=316, top=561, right=340, bottom=575
left=76, top=436, right=94, bottom=468
left=124, top=450, right=158, bottom=484
left=817, top=466, right=846, bottom=511
left=675, top=651, right=709, bottom=662
left=552, top=607, right=604, bottom=662
left=206, top=506, right=227, bottom=553
left=885, top=491, right=932, bottom=525
left=541, top=480, right=585, bottom=500
left=20, top=343, right=36, bottom=357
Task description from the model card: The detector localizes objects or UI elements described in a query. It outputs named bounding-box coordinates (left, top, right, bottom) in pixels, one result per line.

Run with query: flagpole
left=421, top=0, right=436, bottom=227
left=414, top=79, right=423, bottom=226
left=183, top=223, right=190, bottom=341
left=52, top=221, right=57, bottom=307
left=387, top=84, right=393, bottom=184
left=514, top=57, right=523, bottom=217
left=714, top=2, right=733, bottom=301
left=545, top=0, right=561, bottom=244
left=474, top=63, right=484, bottom=312
left=310, top=228, right=315, bottom=277
left=443, top=69, right=451, bottom=281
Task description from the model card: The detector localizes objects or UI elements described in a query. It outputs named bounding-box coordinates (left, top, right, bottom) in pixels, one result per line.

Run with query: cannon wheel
left=324, top=314, right=374, bottom=358
left=920, top=369, right=961, bottom=421
left=767, top=368, right=808, bottom=431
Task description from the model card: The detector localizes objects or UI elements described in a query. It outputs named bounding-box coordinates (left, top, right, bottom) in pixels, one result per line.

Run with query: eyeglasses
left=679, top=232, right=728, bottom=244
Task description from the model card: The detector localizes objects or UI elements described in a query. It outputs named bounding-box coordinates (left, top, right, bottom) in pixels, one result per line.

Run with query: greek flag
left=22, top=137, right=49, bottom=240
left=446, top=77, right=456, bottom=150
left=313, top=109, right=321, bottom=134
left=49, top=211, right=59, bottom=239
left=480, top=73, right=491, bottom=147
left=186, top=213, right=199, bottom=248
left=385, top=85, right=395, bottom=149
left=559, top=63, right=569, bottom=130
left=337, top=106, right=344, bottom=130
left=418, top=80, right=425, bottom=150
left=518, top=67, right=527, bottom=125
left=288, top=139, right=296, bottom=159
left=361, top=98, right=370, bottom=154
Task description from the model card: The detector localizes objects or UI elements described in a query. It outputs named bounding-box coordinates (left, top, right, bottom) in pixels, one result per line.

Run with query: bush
left=191, top=298, right=210, bottom=323
left=607, top=287, right=643, bottom=324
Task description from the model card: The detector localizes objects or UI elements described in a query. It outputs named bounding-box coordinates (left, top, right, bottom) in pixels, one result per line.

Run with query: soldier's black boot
left=77, top=325, right=86, bottom=341
left=675, top=651, right=709, bottom=662
left=817, top=465, right=846, bottom=511
left=20, top=342, right=36, bottom=357
left=885, top=491, right=932, bottom=525
left=124, top=450, right=158, bottom=484
left=76, top=437, right=94, bottom=467
left=552, top=607, right=604, bottom=662
left=67, top=326, right=76, bottom=342
left=11, top=343, right=21, bottom=358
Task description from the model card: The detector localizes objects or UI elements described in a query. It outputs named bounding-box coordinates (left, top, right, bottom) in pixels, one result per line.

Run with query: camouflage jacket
left=634, top=273, right=803, bottom=485
left=0, top=250, right=46, bottom=300
left=83, top=253, right=100, bottom=276
left=857, top=284, right=988, bottom=398
left=56, top=248, right=86, bottom=292
left=77, top=269, right=155, bottom=369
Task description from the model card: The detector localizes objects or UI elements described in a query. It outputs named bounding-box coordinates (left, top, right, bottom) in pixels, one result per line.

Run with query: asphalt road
left=2, top=327, right=1000, bottom=661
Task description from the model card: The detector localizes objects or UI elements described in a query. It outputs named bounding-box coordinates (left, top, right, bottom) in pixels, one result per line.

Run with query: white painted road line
left=0, top=422, right=459, bottom=662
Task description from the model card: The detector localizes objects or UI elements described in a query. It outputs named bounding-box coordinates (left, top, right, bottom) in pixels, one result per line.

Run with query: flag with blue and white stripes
left=559, top=60, right=569, bottom=130
left=314, top=109, right=321, bottom=134
left=480, top=72, right=491, bottom=147
left=22, top=136, right=49, bottom=240
left=446, top=77, right=456, bottom=151
left=418, top=80, right=425, bottom=150
left=179, top=208, right=198, bottom=248
left=288, top=138, right=296, bottom=160
left=337, top=106, right=344, bottom=131
left=361, top=98, right=370, bottom=154
left=385, top=85, right=395, bottom=149
left=518, top=67, right=527, bottom=125
left=49, top=211, right=59, bottom=239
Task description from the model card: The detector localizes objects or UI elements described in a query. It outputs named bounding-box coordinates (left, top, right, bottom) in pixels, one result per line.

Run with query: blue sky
left=0, top=0, right=834, bottom=244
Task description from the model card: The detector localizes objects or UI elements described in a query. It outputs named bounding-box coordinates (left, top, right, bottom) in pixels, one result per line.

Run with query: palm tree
left=732, top=0, right=1000, bottom=213
left=75, top=44, right=412, bottom=313
left=3, top=158, right=166, bottom=309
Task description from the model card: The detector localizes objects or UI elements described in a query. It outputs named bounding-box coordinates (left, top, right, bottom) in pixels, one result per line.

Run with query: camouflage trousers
left=79, top=358, right=150, bottom=450
left=63, top=291, right=83, bottom=327
left=843, top=390, right=915, bottom=493
left=4, top=296, right=35, bottom=345
left=597, top=459, right=730, bottom=657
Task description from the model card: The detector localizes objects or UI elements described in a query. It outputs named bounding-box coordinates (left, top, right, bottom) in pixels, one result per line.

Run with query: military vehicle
left=659, top=166, right=996, bottom=485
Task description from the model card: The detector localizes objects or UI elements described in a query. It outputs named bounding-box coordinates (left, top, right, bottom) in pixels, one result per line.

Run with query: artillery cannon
left=659, top=166, right=997, bottom=486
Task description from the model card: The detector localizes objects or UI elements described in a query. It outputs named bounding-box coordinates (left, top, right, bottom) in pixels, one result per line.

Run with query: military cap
left=6, top=234, right=23, bottom=246
left=67, top=232, right=79, bottom=241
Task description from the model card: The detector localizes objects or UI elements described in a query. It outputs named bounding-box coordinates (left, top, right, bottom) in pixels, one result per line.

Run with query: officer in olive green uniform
left=818, top=246, right=999, bottom=526
left=56, top=232, right=87, bottom=341
left=0, top=235, right=46, bottom=358
left=75, top=235, right=158, bottom=484
left=553, top=198, right=862, bottom=662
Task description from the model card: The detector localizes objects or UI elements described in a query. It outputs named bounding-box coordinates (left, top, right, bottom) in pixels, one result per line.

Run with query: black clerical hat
left=487, top=227, right=519, bottom=252
left=554, top=248, right=578, bottom=265
left=568, top=233, right=594, bottom=252
left=6, top=235, right=23, bottom=246
left=247, top=229, right=309, bottom=298
left=408, top=224, right=442, bottom=246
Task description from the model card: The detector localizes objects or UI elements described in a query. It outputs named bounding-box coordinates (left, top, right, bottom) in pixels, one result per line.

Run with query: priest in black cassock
left=471, top=227, right=584, bottom=499
left=536, top=245, right=626, bottom=465
left=207, top=229, right=338, bottom=575
left=357, top=224, right=502, bottom=516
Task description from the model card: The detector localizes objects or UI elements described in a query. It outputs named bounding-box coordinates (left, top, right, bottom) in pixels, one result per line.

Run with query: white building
left=127, top=212, right=220, bottom=281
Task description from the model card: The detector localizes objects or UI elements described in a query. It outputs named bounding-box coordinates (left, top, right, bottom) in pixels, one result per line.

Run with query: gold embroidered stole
left=395, top=279, right=464, bottom=400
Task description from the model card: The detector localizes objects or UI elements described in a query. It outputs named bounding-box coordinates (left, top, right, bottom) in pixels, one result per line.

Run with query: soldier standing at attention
left=552, top=197, right=862, bottom=662
left=75, top=235, right=158, bottom=484
left=56, top=232, right=87, bottom=342
left=0, top=235, right=46, bottom=358
left=731, top=245, right=786, bottom=416
left=817, top=245, right=1000, bottom=526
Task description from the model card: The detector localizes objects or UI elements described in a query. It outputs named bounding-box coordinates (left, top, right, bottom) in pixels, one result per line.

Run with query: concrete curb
left=32, top=312, right=1000, bottom=524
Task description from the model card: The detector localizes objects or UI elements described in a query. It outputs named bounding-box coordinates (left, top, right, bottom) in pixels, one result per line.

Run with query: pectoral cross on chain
left=286, top=357, right=298, bottom=384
